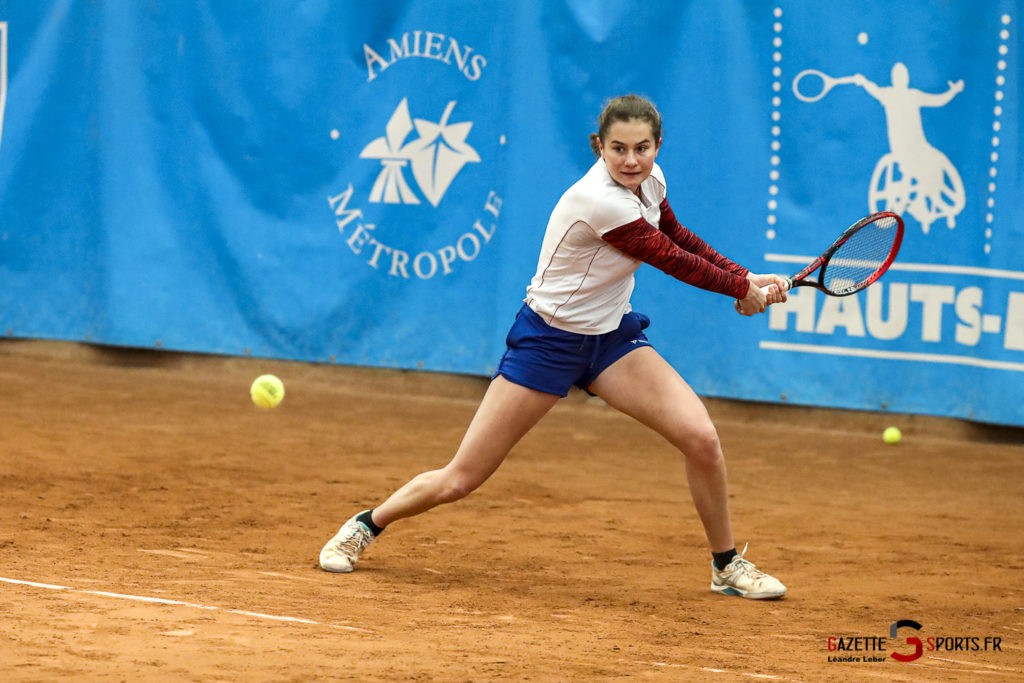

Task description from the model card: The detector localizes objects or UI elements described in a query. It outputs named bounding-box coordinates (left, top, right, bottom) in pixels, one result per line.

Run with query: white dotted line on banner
left=986, top=13, right=1012, bottom=255
left=766, top=7, right=784, bottom=241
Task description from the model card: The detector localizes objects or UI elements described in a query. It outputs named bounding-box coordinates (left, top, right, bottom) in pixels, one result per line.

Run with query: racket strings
left=822, top=215, right=899, bottom=294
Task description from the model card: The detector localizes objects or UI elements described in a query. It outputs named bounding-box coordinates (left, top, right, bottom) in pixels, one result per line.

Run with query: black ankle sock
left=357, top=509, right=385, bottom=537
left=713, top=548, right=738, bottom=571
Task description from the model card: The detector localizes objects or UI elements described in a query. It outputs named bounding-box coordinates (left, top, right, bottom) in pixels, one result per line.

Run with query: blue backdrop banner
left=0, top=1, right=1021, bottom=425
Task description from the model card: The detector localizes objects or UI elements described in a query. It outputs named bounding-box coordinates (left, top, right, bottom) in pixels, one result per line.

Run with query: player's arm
left=602, top=218, right=751, bottom=300
left=853, top=74, right=883, bottom=100
left=920, top=80, right=964, bottom=107
left=658, top=200, right=749, bottom=276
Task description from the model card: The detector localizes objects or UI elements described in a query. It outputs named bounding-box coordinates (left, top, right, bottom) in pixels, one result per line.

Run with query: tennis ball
left=883, top=426, right=902, bottom=445
left=250, top=374, right=285, bottom=409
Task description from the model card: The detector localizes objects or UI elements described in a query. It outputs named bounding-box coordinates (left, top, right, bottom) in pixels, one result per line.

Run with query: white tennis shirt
left=524, top=158, right=666, bottom=334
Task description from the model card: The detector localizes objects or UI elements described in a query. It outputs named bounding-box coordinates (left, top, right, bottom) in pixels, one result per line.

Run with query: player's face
left=599, top=119, right=662, bottom=195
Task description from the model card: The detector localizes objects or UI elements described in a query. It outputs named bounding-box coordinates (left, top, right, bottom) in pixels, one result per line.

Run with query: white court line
left=644, top=661, right=798, bottom=681
left=764, top=254, right=1024, bottom=282
left=0, top=575, right=370, bottom=631
left=928, top=656, right=1023, bottom=674
left=759, top=341, right=1024, bottom=373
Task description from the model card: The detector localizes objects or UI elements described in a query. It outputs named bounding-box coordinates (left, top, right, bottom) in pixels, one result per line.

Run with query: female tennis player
left=320, top=94, right=789, bottom=599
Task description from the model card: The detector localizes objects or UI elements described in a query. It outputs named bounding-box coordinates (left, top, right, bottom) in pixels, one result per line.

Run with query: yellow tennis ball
left=883, top=426, right=902, bottom=445
left=250, top=374, right=285, bottom=409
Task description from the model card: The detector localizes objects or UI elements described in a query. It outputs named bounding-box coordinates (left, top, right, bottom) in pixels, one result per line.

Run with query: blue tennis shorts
left=494, top=304, right=652, bottom=397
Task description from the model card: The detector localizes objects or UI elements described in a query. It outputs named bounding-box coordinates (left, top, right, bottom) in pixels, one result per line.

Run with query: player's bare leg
left=587, top=346, right=734, bottom=552
left=372, top=375, right=559, bottom=526
left=588, top=346, right=785, bottom=598
left=320, top=376, right=558, bottom=572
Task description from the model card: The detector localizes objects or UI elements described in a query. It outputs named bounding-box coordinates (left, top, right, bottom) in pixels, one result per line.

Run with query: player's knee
left=681, top=424, right=722, bottom=467
left=435, top=471, right=482, bottom=504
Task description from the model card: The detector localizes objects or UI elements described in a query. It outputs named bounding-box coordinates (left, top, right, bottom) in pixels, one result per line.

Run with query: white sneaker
left=319, top=512, right=375, bottom=573
left=710, top=544, right=786, bottom=599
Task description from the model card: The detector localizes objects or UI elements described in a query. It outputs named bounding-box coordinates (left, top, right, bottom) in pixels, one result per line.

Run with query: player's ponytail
left=591, top=94, right=662, bottom=158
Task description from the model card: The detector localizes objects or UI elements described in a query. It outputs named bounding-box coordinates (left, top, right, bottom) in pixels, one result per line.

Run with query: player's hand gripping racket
left=740, top=211, right=904, bottom=312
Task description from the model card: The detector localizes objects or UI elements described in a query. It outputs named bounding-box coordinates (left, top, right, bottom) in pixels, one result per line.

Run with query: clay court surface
left=1, top=339, right=1022, bottom=681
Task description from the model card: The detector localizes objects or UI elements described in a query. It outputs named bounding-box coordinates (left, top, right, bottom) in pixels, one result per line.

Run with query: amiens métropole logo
left=327, top=30, right=503, bottom=281
left=827, top=619, right=1004, bottom=665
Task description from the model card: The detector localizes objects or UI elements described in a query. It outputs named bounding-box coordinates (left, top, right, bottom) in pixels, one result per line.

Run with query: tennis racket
left=792, top=69, right=858, bottom=102
left=764, top=211, right=904, bottom=298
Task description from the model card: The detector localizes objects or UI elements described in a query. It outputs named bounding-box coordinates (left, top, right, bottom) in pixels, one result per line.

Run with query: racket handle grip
left=760, top=279, right=792, bottom=295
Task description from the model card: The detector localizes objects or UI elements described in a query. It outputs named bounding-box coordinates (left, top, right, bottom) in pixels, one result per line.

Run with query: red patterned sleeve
left=658, top=200, right=749, bottom=277
left=602, top=218, right=750, bottom=299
